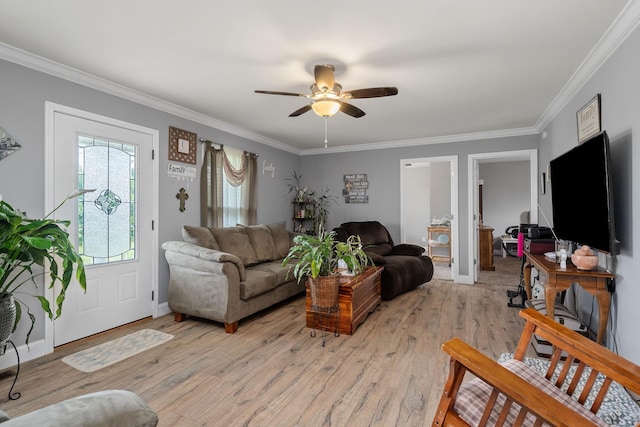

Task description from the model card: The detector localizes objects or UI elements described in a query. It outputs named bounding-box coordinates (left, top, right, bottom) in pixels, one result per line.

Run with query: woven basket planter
left=308, top=275, right=340, bottom=313
left=0, top=294, right=16, bottom=354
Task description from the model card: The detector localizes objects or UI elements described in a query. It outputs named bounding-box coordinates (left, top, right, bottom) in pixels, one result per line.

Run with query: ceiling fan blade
left=339, top=101, right=366, bottom=118
left=255, top=90, right=307, bottom=97
left=314, top=64, right=335, bottom=92
left=289, top=104, right=312, bottom=117
left=343, top=87, right=398, bottom=99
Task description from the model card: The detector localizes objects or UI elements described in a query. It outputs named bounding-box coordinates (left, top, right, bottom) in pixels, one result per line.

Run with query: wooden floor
left=0, top=278, right=530, bottom=426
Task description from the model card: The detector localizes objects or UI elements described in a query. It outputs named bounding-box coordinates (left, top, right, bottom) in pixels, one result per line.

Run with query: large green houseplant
left=0, top=191, right=90, bottom=345
left=282, top=226, right=371, bottom=285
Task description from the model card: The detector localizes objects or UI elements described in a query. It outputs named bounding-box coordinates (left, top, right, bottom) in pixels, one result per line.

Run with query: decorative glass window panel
left=78, top=136, right=136, bottom=265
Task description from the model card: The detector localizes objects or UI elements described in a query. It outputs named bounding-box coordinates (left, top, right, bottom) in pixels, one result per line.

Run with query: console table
left=522, top=250, right=615, bottom=344
left=305, top=266, right=383, bottom=335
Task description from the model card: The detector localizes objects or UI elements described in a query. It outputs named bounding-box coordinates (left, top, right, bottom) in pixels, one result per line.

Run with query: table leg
left=523, top=263, right=533, bottom=300
left=545, top=285, right=558, bottom=322
left=595, top=281, right=611, bottom=345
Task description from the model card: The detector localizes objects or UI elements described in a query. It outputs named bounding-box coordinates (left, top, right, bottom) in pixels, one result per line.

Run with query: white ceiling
left=0, top=1, right=636, bottom=153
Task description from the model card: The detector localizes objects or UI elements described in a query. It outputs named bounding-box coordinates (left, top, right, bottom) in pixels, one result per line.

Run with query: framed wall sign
left=169, top=126, right=197, bottom=164
left=576, top=94, right=601, bottom=143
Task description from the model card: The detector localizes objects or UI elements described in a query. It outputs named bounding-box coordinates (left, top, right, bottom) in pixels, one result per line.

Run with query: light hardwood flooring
left=0, top=277, right=530, bottom=426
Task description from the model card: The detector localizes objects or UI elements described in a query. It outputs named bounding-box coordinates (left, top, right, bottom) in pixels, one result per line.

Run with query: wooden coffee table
left=305, top=266, right=383, bottom=335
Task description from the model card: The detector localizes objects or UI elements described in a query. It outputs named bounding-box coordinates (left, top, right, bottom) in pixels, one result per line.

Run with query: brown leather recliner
left=333, top=221, right=434, bottom=300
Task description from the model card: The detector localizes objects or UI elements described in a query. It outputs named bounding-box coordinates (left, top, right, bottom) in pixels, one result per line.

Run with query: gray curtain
left=200, top=142, right=223, bottom=227
left=201, top=142, right=257, bottom=227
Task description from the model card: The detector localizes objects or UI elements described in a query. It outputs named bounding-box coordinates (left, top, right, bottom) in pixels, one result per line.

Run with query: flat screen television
left=549, top=130, right=616, bottom=254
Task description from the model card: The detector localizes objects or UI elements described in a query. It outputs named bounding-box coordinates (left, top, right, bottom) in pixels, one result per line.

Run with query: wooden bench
left=432, top=308, right=640, bottom=426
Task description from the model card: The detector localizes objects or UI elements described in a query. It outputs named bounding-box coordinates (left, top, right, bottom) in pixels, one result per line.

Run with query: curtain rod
left=199, top=138, right=258, bottom=158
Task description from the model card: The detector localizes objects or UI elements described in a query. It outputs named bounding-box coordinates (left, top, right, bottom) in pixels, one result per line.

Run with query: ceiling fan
left=255, top=64, right=398, bottom=118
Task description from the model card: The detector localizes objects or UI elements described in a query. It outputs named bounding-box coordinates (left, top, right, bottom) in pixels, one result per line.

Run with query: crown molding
left=535, top=0, right=640, bottom=131
left=0, top=42, right=301, bottom=156
left=300, top=127, right=539, bottom=156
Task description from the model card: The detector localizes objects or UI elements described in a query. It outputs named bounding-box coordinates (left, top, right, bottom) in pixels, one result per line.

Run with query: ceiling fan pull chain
left=324, top=117, right=328, bottom=148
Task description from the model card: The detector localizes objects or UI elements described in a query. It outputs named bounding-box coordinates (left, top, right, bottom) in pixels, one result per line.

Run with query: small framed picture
left=540, top=172, right=546, bottom=195
left=576, top=94, right=601, bottom=143
left=169, top=126, right=197, bottom=164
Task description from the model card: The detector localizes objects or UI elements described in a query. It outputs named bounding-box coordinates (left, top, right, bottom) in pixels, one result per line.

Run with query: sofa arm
left=1, top=390, right=158, bottom=427
left=390, top=243, right=425, bottom=256
left=162, top=241, right=246, bottom=281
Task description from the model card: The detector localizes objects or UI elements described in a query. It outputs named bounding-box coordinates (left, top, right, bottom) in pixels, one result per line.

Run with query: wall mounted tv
left=549, top=130, right=616, bottom=254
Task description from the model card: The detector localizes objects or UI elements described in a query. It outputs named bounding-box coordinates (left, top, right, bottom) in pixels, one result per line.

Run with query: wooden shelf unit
left=427, top=225, right=451, bottom=265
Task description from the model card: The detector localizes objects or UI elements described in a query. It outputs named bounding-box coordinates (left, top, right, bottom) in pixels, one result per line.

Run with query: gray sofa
left=162, top=223, right=304, bottom=333
left=0, top=390, right=158, bottom=426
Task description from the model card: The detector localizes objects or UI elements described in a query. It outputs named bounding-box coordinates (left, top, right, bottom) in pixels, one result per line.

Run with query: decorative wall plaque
left=343, top=173, right=369, bottom=203
left=576, top=94, right=601, bottom=143
left=0, top=125, right=21, bottom=161
left=168, top=126, right=197, bottom=164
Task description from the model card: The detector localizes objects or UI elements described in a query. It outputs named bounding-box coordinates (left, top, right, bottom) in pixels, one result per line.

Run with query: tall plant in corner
left=0, top=190, right=91, bottom=346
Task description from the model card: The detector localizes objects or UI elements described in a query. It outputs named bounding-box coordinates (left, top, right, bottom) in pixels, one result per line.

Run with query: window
left=78, top=136, right=136, bottom=265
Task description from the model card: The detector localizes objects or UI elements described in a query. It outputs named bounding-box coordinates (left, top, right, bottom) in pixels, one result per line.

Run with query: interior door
left=51, top=110, right=154, bottom=346
left=473, top=162, right=481, bottom=283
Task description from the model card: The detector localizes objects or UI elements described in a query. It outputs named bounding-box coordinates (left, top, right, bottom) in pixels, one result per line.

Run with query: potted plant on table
left=0, top=191, right=91, bottom=349
left=282, top=226, right=371, bottom=307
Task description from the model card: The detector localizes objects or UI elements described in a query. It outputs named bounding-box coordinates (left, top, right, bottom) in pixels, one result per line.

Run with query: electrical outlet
left=421, top=236, right=426, bottom=243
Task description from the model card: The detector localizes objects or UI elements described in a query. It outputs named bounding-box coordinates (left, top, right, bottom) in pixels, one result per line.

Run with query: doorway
left=468, top=150, right=538, bottom=283
left=44, top=103, right=159, bottom=350
left=400, top=156, right=459, bottom=282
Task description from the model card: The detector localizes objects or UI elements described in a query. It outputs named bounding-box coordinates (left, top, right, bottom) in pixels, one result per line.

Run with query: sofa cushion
left=243, top=224, right=277, bottom=262
left=267, top=222, right=291, bottom=259
left=241, top=268, right=278, bottom=300
left=182, top=226, right=220, bottom=251
left=364, top=243, right=393, bottom=256
left=454, top=359, right=607, bottom=427
left=390, top=243, right=425, bottom=256
left=341, top=221, right=393, bottom=247
left=210, top=226, right=259, bottom=266
left=251, top=261, right=296, bottom=285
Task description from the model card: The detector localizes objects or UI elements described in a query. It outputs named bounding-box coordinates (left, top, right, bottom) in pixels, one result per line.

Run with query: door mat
left=62, top=329, right=174, bottom=373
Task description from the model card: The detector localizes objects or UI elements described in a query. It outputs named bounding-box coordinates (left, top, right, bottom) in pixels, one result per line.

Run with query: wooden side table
left=522, top=250, right=615, bottom=344
left=305, top=266, right=383, bottom=335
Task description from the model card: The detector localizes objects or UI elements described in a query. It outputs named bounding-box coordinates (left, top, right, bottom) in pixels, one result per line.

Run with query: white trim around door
left=44, top=102, right=159, bottom=353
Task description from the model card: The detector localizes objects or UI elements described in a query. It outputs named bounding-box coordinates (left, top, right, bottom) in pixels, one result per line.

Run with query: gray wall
left=479, top=160, right=531, bottom=239
left=300, top=135, right=540, bottom=276
left=403, top=165, right=430, bottom=246
left=539, top=23, right=640, bottom=363
left=430, top=162, right=452, bottom=221
left=0, top=58, right=300, bottom=345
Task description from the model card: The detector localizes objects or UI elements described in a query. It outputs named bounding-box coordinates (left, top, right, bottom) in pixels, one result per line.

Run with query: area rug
left=62, top=329, right=174, bottom=373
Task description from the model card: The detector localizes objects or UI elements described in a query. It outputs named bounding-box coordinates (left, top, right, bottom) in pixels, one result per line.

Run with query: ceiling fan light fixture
left=311, top=99, right=340, bottom=117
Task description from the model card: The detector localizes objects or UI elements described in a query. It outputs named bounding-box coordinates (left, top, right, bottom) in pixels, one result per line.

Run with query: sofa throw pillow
left=267, top=222, right=291, bottom=259
left=182, top=226, right=220, bottom=251
left=242, top=224, right=277, bottom=262
left=210, top=226, right=259, bottom=266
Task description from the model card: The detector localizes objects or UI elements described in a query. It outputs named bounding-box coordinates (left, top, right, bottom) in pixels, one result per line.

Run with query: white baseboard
left=157, top=302, right=171, bottom=317
left=0, top=339, right=46, bottom=370
left=456, top=274, right=474, bottom=284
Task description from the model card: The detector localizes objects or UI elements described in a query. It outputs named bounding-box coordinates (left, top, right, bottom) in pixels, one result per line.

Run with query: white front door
left=47, top=104, right=157, bottom=346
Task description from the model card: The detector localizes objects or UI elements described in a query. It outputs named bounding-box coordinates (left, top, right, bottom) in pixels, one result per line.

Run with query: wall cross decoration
left=176, top=188, right=189, bottom=212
